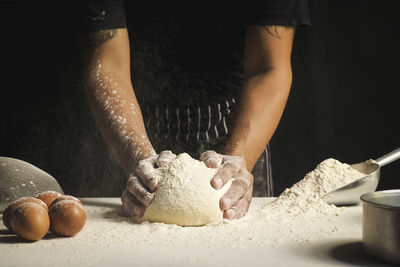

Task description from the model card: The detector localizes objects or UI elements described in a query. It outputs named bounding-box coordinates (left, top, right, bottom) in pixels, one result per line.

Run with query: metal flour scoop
left=322, top=148, right=400, bottom=206
left=0, top=157, right=64, bottom=212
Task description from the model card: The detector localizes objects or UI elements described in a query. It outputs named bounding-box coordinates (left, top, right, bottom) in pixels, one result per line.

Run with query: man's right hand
left=121, top=150, right=176, bottom=217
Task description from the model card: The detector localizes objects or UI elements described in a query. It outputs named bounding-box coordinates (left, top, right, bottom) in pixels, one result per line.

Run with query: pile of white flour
left=261, top=158, right=366, bottom=216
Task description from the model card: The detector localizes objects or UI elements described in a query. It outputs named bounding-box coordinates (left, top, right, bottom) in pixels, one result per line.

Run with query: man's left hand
left=200, top=150, right=253, bottom=220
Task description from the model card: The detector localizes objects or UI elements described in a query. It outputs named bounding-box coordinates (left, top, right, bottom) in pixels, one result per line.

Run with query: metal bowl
left=361, top=189, right=400, bottom=264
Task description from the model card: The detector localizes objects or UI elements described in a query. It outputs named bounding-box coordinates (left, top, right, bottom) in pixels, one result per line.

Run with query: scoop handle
left=375, top=148, right=400, bottom=167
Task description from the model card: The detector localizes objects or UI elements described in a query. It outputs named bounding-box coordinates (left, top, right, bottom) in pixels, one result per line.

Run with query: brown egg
left=50, top=195, right=83, bottom=208
left=49, top=200, right=86, bottom=237
left=10, top=202, right=50, bottom=241
left=2, top=197, right=48, bottom=230
left=36, top=191, right=62, bottom=208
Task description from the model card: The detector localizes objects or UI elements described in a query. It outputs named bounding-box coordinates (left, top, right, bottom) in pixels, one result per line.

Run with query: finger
left=121, top=190, right=146, bottom=217
left=200, top=150, right=223, bottom=168
left=135, top=159, right=158, bottom=192
left=126, top=176, right=154, bottom=207
left=135, top=154, right=158, bottom=169
left=121, top=190, right=132, bottom=216
left=223, top=196, right=251, bottom=220
left=219, top=176, right=250, bottom=210
left=156, top=150, right=176, bottom=167
left=211, top=160, right=242, bottom=189
left=199, top=150, right=218, bottom=161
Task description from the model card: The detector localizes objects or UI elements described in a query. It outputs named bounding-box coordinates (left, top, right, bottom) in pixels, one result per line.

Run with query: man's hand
left=200, top=150, right=253, bottom=220
left=121, top=151, right=176, bottom=217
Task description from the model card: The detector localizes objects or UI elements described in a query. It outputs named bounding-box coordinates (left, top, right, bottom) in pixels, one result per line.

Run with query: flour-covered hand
left=200, top=151, right=253, bottom=220
left=121, top=151, right=176, bottom=217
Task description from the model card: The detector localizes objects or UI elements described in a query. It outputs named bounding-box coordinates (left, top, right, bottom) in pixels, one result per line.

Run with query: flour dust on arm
left=82, top=29, right=156, bottom=175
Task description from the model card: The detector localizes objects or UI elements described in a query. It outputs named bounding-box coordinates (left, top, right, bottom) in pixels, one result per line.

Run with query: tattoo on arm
left=263, top=26, right=295, bottom=39
left=87, top=29, right=118, bottom=46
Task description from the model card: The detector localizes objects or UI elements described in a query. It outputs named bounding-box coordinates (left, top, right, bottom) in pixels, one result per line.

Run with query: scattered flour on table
left=1, top=158, right=368, bottom=266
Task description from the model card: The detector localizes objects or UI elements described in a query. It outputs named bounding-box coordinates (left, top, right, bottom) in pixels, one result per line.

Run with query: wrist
left=223, top=133, right=261, bottom=172
left=124, top=144, right=156, bottom=176
left=223, top=124, right=250, bottom=158
left=223, top=141, right=246, bottom=159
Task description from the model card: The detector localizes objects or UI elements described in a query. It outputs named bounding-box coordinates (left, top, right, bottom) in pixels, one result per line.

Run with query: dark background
left=1, top=0, right=399, bottom=197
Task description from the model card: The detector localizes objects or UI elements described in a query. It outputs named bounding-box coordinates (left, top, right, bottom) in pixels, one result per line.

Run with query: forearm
left=224, top=70, right=292, bottom=170
left=84, top=64, right=155, bottom=175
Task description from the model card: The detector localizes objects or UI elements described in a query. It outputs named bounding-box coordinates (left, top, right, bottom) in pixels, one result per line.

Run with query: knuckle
left=224, top=161, right=238, bottom=173
left=121, top=195, right=145, bottom=217
left=199, top=152, right=207, bottom=161
left=137, top=160, right=150, bottom=170
left=142, top=192, right=154, bottom=206
left=224, top=192, right=240, bottom=206
left=246, top=191, right=253, bottom=201
left=219, top=197, right=230, bottom=210
left=128, top=176, right=147, bottom=195
left=135, top=166, right=157, bottom=190
left=155, top=158, right=167, bottom=167
left=200, top=150, right=217, bottom=161
left=137, top=156, right=156, bottom=171
left=156, top=151, right=176, bottom=167
left=160, top=150, right=175, bottom=157
left=134, top=163, right=145, bottom=176
left=120, top=189, right=146, bottom=217
left=205, top=150, right=217, bottom=157
left=205, top=156, right=222, bottom=168
left=133, top=205, right=145, bottom=217
left=217, top=170, right=232, bottom=183
left=127, top=178, right=154, bottom=206
left=248, top=172, right=254, bottom=184
left=126, top=176, right=137, bottom=189
left=137, top=158, right=149, bottom=167
left=147, top=177, right=158, bottom=192
left=234, top=177, right=251, bottom=189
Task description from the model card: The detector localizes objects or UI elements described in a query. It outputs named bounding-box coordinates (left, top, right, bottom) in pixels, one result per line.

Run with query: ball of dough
left=137, top=153, right=232, bottom=226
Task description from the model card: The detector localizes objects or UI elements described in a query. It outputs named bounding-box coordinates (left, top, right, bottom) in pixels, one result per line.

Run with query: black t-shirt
left=82, top=0, right=310, bottom=107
